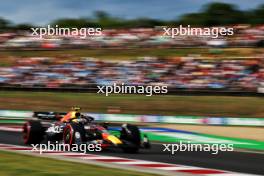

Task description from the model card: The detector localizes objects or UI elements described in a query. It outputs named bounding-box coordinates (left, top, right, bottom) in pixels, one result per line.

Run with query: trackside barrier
left=0, top=110, right=263, bottom=127
left=0, top=110, right=33, bottom=118
left=85, top=113, right=264, bottom=126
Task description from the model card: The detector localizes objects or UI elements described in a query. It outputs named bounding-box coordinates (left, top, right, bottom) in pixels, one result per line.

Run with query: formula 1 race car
left=22, top=112, right=150, bottom=153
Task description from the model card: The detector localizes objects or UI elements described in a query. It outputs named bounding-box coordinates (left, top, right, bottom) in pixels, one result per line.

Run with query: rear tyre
left=23, top=120, right=44, bottom=144
left=120, top=124, right=141, bottom=153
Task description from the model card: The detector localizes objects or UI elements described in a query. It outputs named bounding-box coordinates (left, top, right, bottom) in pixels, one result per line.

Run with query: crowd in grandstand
left=0, top=25, right=263, bottom=48
left=0, top=56, right=262, bottom=92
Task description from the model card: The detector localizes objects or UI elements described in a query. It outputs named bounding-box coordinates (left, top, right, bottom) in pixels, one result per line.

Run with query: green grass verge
left=0, top=91, right=263, bottom=117
left=144, top=132, right=264, bottom=151
left=0, top=150, right=158, bottom=176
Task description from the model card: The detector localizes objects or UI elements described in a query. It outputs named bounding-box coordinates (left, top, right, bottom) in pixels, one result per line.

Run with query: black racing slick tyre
left=120, top=124, right=141, bottom=153
left=63, top=122, right=86, bottom=145
left=23, top=120, right=44, bottom=144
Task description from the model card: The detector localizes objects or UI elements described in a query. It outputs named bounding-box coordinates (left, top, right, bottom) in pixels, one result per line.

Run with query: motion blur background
left=0, top=1, right=263, bottom=94
left=0, top=0, right=263, bottom=135
left=0, top=1, right=263, bottom=176
left=0, top=0, right=263, bottom=115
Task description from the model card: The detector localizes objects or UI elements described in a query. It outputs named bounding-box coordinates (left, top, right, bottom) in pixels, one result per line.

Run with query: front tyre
left=120, top=124, right=141, bottom=153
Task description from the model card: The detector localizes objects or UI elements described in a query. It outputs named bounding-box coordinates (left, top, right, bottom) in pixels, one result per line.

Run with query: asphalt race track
left=0, top=130, right=263, bottom=175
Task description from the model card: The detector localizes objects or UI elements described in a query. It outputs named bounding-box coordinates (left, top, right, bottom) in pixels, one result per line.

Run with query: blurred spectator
left=0, top=25, right=263, bottom=48
left=0, top=56, right=262, bottom=92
